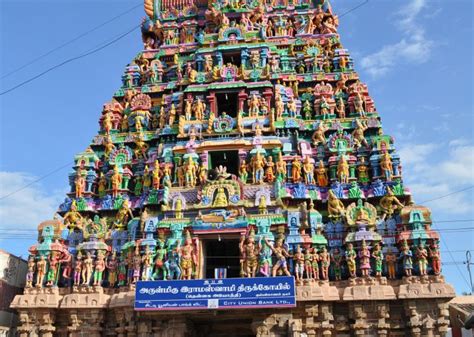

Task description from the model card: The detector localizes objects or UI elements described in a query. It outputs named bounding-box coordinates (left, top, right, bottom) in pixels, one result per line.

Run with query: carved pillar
left=17, top=312, right=35, bottom=337
left=125, top=310, right=137, bottom=337
left=263, top=88, right=273, bottom=112
left=238, top=90, right=248, bottom=113
left=376, top=303, right=390, bottom=337
left=38, top=310, right=56, bottom=337
left=207, top=92, right=216, bottom=115
left=404, top=301, right=422, bottom=337
left=349, top=303, right=369, bottom=336
left=115, top=310, right=126, bottom=337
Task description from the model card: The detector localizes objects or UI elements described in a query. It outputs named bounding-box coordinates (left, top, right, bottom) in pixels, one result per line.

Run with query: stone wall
left=11, top=276, right=455, bottom=337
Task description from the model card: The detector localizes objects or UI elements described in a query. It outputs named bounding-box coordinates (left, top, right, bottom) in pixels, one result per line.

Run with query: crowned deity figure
left=265, top=237, right=292, bottom=277
left=213, top=187, right=228, bottom=208
left=416, top=243, right=429, bottom=276
left=293, top=245, right=305, bottom=282
left=385, top=248, right=397, bottom=279
left=93, top=252, right=106, bottom=286
left=111, top=166, right=123, bottom=198
left=26, top=256, right=35, bottom=288
left=82, top=252, right=94, bottom=286
left=352, top=119, right=369, bottom=148
left=63, top=200, right=83, bottom=230
left=379, top=187, right=404, bottom=220
left=372, top=243, right=384, bottom=277
left=265, top=156, right=275, bottom=183
left=240, top=230, right=260, bottom=278
left=315, top=160, right=329, bottom=187
left=115, top=199, right=134, bottom=230
left=429, top=242, right=442, bottom=275
left=331, top=248, right=343, bottom=281
left=399, top=240, right=413, bottom=277
left=345, top=243, right=357, bottom=278
left=74, top=171, right=86, bottom=199
left=328, top=190, right=345, bottom=219
left=303, top=156, right=315, bottom=184
left=252, top=152, right=266, bottom=184
left=276, top=153, right=287, bottom=181
left=106, top=252, right=118, bottom=287
left=337, top=155, right=350, bottom=184
left=35, top=255, right=47, bottom=288
left=180, top=231, right=197, bottom=280
left=312, top=122, right=328, bottom=146
left=240, top=160, right=249, bottom=183
left=380, top=151, right=393, bottom=181
left=319, top=247, right=330, bottom=280
left=292, top=158, right=302, bottom=183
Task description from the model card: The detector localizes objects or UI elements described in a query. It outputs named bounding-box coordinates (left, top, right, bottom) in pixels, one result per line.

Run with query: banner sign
left=135, top=276, right=296, bottom=311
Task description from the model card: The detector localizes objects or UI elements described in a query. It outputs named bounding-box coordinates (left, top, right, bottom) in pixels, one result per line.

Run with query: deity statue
left=265, top=156, right=275, bottom=183
left=331, top=248, right=343, bottom=281
left=385, top=248, right=397, bottom=279
left=276, top=153, right=287, bottom=181
left=141, top=246, right=154, bottom=281
left=304, top=248, right=313, bottom=280
left=303, top=100, right=312, bottom=120
left=152, top=161, right=161, bottom=190
left=153, top=241, right=168, bottom=280
left=184, top=157, right=197, bottom=188
left=168, top=103, right=177, bottom=126
left=180, top=231, right=197, bottom=280
left=429, top=242, right=441, bottom=275
left=193, top=98, right=206, bottom=121
left=353, top=91, right=365, bottom=115
left=35, top=255, right=47, bottom=288
left=252, top=152, right=265, bottom=184
left=93, top=252, right=106, bottom=286
left=111, top=166, right=123, bottom=198
left=311, top=248, right=320, bottom=280
left=345, top=243, right=357, bottom=278
left=399, top=240, right=413, bottom=277
left=352, top=119, right=369, bottom=148
left=241, top=230, right=260, bottom=278
left=315, top=160, right=329, bottom=187
left=379, top=187, right=404, bottom=220
left=328, top=190, right=345, bottom=219
left=102, top=112, right=113, bottom=134
left=184, top=99, right=192, bottom=121
left=207, top=111, right=215, bottom=134
left=73, top=254, right=82, bottom=286
left=115, top=199, right=134, bottom=230
left=416, top=243, right=429, bottom=276
left=303, top=156, right=315, bottom=184
left=291, top=158, right=302, bottom=183
left=106, top=252, right=118, bottom=287
left=357, top=157, right=370, bottom=184
left=265, top=237, right=292, bottom=277
left=159, top=106, right=166, bottom=129
left=248, top=94, right=261, bottom=117
left=335, top=97, right=346, bottom=118
left=143, top=165, right=152, bottom=192
left=46, top=251, right=60, bottom=287
left=293, top=245, right=305, bottom=282
left=337, top=155, right=350, bottom=184
left=380, top=151, right=393, bottom=181
left=162, top=165, right=172, bottom=189
left=74, top=171, right=86, bottom=199
left=82, top=252, right=94, bottom=286
left=275, top=92, right=285, bottom=119
left=319, top=247, right=330, bottom=280
left=98, top=172, right=107, bottom=197
left=287, top=98, right=298, bottom=117
left=132, top=247, right=142, bottom=283
left=26, top=256, right=35, bottom=288
left=63, top=200, right=83, bottom=230
left=372, top=243, right=384, bottom=277
left=198, top=163, right=208, bottom=186
left=134, top=133, right=149, bottom=159
left=213, top=187, right=228, bottom=208
left=312, top=122, right=328, bottom=146
left=319, top=96, right=330, bottom=116
left=239, top=160, right=249, bottom=183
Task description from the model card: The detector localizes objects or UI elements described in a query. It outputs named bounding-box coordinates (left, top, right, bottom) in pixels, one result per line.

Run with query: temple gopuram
left=11, top=0, right=456, bottom=336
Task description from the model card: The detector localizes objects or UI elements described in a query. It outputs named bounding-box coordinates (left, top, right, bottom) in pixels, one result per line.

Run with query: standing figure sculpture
left=36, top=255, right=47, bottom=288
left=416, top=243, right=429, bottom=276
left=319, top=247, right=330, bottom=280
left=303, top=156, right=315, bottom=184
left=379, top=187, right=404, bottom=220
left=93, top=253, right=106, bottom=286
left=26, top=256, right=35, bottom=288
left=82, top=252, right=94, bottom=286
left=331, top=248, right=343, bottom=281
left=337, top=155, right=350, bottom=184
left=380, top=151, right=393, bottom=181
left=293, top=245, right=305, bottom=282
left=429, top=242, right=442, bottom=275
left=265, top=238, right=292, bottom=277
left=358, top=240, right=371, bottom=277
left=372, top=243, right=384, bottom=277
left=399, top=240, right=413, bottom=277
left=241, top=231, right=260, bottom=278
left=107, top=252, right=118, bottom=287
left=345, top=243, right=357, bottom=278
left=385, top=248, right=397, bottom=279
left=180, top=232, right=197, bottom=280
left=291, top=158, right=302, bottom=183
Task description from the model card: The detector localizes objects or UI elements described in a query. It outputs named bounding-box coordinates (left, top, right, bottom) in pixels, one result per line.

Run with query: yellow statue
left=184, top=157, right=197, bottom=188
left=312, top=122, right=328, bottom=146
left=380, top=151, right=393, bottom=181
left=115, top=199, right=134, bottom=230
left=184, top=99, right=192, bottom=120
left=252, top=152, right=265, bottom=184
left=111, top=166, right=123, bottom=198
left=337, top=155, right=350, bottom=184
left=352, top=119, right=368, bottom=148
left=63, top=200, right=83, bottom=230
left=258, top=195, right=268, bottom=214
left=315, top=160, right=328, bottom=187
left=152, top=161, right=161, bottom=190
left=207, top=111, right=215, bottom=134
left=292, top=158, right=302, bottom=182
left=328, top=190, right=345, bottom=219
left=213, top=187, right=228, bottom=207
left=168, top=103, right=177, bottom=126
left=103, top=135, right=115, bottom=158
left=276, top=152, right=287, bottom=181
left=379, top=187, right=404, bottom=220
left=302, top=156, right=315, bottom=184
left=143, top=165, right=151, bottom=191
left=175, top=198, right=183, bottom=219
left=193, top=98, right=206, bottom=121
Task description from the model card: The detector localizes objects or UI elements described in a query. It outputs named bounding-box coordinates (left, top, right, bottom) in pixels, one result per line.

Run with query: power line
left=0, top=162, right=73, bottom=201
left=0, top=24, right=140, bottom=96
left=419, top=185, right=474, bottom=204
left=1, top=2, right=142, bottom=80
left=339, top=0, right=369, bottom=18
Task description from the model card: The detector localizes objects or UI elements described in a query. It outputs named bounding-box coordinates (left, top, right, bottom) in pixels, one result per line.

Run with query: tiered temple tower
left=11, top=0, right=455, bottom=336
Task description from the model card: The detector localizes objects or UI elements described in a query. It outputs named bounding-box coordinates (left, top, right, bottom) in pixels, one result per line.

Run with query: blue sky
left=0, top=0, right=473, bottom=293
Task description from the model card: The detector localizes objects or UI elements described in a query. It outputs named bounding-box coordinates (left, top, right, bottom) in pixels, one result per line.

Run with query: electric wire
left=1, top=2, right=142, bottom=80
left=419, top=185, right=474, bottom=204
left=338, top=0, right=369, bottom=18
left=0, top=24, right=140, bottom=96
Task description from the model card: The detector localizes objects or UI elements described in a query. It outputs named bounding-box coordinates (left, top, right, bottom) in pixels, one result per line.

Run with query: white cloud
left=398, top=141, right=474, bottom=214
left=360, top=0, right=435, bottom=77
left=0, top=171, right=64, bottom=237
